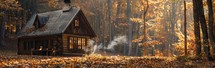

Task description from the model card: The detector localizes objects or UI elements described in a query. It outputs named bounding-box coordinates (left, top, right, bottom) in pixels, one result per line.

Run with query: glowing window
left=78, top=38, right=82, bottom=49
left=82, top=38, right=86, bottom=49
left=69, top=38, right=73, bottom=49
left=73, top=38, right=78, bottom=49
left=75, top=20, right=79, bottom=27
left=69, top=37, right=87, bottom=50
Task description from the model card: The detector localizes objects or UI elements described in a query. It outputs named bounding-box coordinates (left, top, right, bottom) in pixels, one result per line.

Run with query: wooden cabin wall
left=18, top=35, right=63, bottom=55
left=18, top=33, right=93, bottom=55
left=18, top=38, right=24, bottom=54
left=62, top=34, right=69, bottom=53
left=18, top=38, right=32, bottom=54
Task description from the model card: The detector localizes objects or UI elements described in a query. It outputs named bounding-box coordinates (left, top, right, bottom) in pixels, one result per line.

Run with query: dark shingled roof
left=18, top=7, right=95, bottom=38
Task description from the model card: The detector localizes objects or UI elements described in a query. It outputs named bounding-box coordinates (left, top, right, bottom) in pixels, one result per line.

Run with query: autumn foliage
left=0, top=0, right=22, bottom=10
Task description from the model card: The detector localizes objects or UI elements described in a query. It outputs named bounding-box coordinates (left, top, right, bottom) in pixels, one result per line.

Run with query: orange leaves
left=139, top=40, right=161, bottom=47
left=173, top=30, right=196, bottom=56
left=48, top=0, right=58, bottom=8
left=155, top=49, right=164, bottom=56
left=0, top=0, right=22, bottom=10
left=2, top=54, right=215, bottom=67
left=132, top=35, right=144, bottom=43
left=0, top=55, right=177, bottom=67
left=130, top=18, right=143, bottom=23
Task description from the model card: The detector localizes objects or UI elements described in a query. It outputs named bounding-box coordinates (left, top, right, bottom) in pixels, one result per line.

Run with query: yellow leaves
left=132, top=35, right=144, bottom=43
left=148, top=0, right=161, bottom=5
left=166, top=5, right=171, bottom=10
left=130, top=18, right=143, bottom=23
left=173, top=41, right=196, bottom=56
left=155, top=49, right=164, bottom=56
left=48, top=0, right=58, bottom=8
left=173, top=30, right=196, bottom=56
left=139, top=40, right=161, bottom=47
left=0, top=0, right=22, bottom=10
left=155, top=16, right=163, bottom=22
left=186, top=2, right=193, bottom=9
left=0, top=55, right=177, bottom=67
left=172, top=0, right=178, bottom=2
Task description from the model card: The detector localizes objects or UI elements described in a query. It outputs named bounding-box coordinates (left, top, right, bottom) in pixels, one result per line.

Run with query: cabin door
left=69, top=37, right=86, bottom=53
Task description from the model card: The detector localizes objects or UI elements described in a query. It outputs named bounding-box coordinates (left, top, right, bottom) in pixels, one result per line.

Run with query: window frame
left=68, top=36, right=87, bottom=51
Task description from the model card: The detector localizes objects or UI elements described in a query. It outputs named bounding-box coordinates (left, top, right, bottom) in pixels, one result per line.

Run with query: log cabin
left=17, top=6, right=96, bottom=56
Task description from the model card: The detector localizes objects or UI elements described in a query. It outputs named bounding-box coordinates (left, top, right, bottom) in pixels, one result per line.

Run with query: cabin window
left=34, top=14, right=49, bottom=29
left=69, top=38, right=73, bottom=49
left=73, top=19, right=80, bottom=34
left=73, top=37, right=78, bottom=49
left=78, top=38, right=82, bottom=49
left=82, top=38, right=86, bottom=49
left=75, top=19, right=79, bottom=27
left=69, top=37, right=87, bottom=50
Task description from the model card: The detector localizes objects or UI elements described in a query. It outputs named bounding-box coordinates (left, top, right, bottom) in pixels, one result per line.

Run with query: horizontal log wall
left=18, top=35, right=60, bottom=55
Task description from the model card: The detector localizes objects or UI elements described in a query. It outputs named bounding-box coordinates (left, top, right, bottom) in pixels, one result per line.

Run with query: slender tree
left=142, top=0, right=149, bottom=56
left=184, top=0, right=187, bottom=56
left=127, top=0, right=133, bottom=56
left=163, top=1, right=169, bottom=56
left=170, top=0, right=176, bottom=56
left=107, top=0, right=112, bottom=42
left=207, top=0, right=215, bottom=55
left=101, top=1, right=106, bottom=52
left=0, top=15, right=5, bottom=47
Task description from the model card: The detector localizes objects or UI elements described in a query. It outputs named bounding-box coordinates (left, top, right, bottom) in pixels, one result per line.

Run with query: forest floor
left=1, top=39, right=215, bottom=68
left=0, top=53, right=215, bottom=68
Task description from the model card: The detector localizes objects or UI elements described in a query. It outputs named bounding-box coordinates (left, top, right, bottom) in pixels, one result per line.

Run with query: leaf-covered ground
left=0, top=54, right=215, bottom=68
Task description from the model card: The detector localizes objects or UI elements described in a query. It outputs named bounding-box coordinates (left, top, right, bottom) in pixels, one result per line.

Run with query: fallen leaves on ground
left=0, top=54, right=215, bottom=68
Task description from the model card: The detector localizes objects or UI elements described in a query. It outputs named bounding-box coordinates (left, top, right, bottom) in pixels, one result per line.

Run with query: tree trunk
left=127, top=0, right=133, bottom=56
left=0, top=16, right=5, bottom=47
left=198, top=0, right=210, bottom=58
left=107, top=0, right=112, bottom=42
left=184, top=1, right=187, bottom=56
left=136, top=23, right=140, bottom=56
left=170, top=0, right=176, bottom=56
left=102, top=2, right=106, bottom=52
left=116, top=0, right=121, bottom=20
left=142, top=0, right=149, bottom=56
left=213, top=0, right=215, bottom=49
left=207, top=0, right=215, bottom=56
left=192, top=0, right=201, bottom=56
left=97, top=8, right=101, bottom=44
left=163, top=1, right=169, bottom=56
